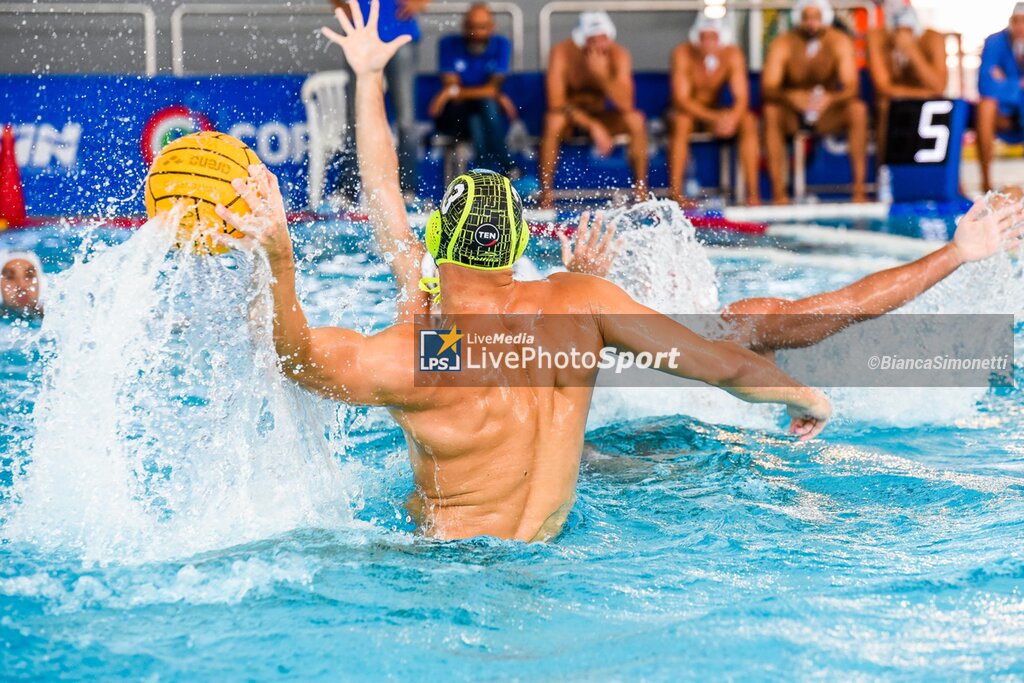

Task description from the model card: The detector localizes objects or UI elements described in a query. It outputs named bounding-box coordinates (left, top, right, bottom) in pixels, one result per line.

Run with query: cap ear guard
left=426, top=210, right=443, bottom=260
left=514, top=218, right=530, bottom=263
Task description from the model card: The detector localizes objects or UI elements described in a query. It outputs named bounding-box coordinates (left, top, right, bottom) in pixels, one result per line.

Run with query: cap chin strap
left=418, top=277, right=442, bottom=304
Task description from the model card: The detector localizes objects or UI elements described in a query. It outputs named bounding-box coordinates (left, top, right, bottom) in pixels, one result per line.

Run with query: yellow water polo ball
left=144, top=131, right=262, bottom=254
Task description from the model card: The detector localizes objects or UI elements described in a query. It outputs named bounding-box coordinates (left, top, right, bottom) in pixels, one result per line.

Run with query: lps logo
left=419, top=326, right=463, bottom=372
left=13, top=122, right=82, bottom=169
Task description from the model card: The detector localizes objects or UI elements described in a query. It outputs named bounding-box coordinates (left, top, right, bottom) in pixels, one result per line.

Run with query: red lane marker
left=688, top=215, right=767, bottom=235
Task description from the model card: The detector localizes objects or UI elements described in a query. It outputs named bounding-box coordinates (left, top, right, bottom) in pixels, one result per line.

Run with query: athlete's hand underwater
left=213, top=164, right=294, bottom=268
left=321, top=0, right=412, bottom=77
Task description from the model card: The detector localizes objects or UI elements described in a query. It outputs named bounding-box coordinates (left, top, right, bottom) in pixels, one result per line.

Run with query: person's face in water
left=1, top=259, right=40, bottom=312
left=1011, top=14, right=1024, bottom=43
left=798, top=6, right=827, bottom=40
left=698, top=29, right=721, bottom=55
left=463, top=6, right=494, bottom=49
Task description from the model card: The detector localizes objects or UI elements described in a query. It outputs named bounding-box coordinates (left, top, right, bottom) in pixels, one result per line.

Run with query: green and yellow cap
left=425, top=169, right=530, bottom=271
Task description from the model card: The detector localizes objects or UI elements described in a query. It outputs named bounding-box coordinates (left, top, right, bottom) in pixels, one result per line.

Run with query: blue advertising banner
left=0, top=75, right=311, bottom=216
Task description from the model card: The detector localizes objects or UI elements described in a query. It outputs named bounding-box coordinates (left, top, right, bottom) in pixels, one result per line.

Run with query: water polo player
left=1, top=251, right=44, bottom=319
left=208, top=1, right=831, bottom=543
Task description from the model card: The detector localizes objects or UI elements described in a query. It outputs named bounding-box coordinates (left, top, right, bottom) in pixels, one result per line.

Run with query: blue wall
left=0, top=74, right=309, bottom=216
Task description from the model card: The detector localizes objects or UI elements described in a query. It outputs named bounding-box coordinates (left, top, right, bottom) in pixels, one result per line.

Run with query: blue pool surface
left=1, top=218, right=1023, bottom=680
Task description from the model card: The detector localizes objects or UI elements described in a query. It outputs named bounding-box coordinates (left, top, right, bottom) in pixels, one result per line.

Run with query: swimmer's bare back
left=215, top=0, right=831, bottom=543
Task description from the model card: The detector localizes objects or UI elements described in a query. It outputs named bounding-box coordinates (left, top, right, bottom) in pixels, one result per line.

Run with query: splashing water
left=591, top=198, right=1024, bottom=431
left=588, top=201, right=778, bottom=431
left=605, top=199, right=720, bottom=314
left=1, top=211, right=359, bottom=564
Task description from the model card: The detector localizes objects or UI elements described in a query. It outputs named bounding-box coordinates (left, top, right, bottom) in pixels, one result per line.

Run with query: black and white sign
left=885, top=99, right=954, bottom=166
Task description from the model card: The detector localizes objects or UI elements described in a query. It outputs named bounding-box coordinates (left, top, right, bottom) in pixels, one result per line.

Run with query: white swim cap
left=1014, top=2, right=1024, bottom=16
left=791, top=0, right=835, bottom=28
left=889, top=5, right=923, bottom=36
left=572, top=11, right=616, bottom=47
left=689, top=13, right=734, bottom=46
left=1, top=251, right=44, bottom=285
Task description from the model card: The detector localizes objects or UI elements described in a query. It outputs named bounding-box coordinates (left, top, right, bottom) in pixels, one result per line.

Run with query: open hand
left=321, top=0, right=412, bottom=77
left=559, top=210, right=624, bottom=277
left=213, top=165, right=293, bottom=268
left=951, top=196, right=1024, bottom=264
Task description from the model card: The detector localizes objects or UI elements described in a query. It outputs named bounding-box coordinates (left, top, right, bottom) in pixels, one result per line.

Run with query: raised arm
left=323, top=0, right=428, bottom=321
left=721, top=199, right=1024, bottom=353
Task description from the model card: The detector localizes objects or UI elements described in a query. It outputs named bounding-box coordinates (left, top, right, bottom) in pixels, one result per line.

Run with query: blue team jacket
left=980, top=29, right=1023, bottom=107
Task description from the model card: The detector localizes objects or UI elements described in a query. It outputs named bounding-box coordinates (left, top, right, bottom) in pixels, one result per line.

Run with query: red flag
left=0, top=125, right=26, bottom=227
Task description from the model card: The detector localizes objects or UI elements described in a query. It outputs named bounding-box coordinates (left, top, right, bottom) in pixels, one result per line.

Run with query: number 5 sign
left=885, top=99, right=967, bottom=202
left=914, top=101, right=954, bottom=164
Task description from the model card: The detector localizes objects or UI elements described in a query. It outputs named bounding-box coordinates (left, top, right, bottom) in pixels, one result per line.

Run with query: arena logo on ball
left=141, top=105, right=214, bottom=165
left=419, top=327, right=463, bottom=372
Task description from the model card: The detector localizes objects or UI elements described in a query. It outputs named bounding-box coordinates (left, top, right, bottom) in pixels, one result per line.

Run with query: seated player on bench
left=667, top=12, right=761, bottom=207
left=539, top=11, right=648, bottom=210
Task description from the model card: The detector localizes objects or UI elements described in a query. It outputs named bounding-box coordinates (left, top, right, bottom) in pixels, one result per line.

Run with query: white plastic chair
left=301, top=70, right=350, bottom=209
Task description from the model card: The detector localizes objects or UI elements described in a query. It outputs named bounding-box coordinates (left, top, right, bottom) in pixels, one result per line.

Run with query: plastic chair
left=301, top=70, right=350, bottom=209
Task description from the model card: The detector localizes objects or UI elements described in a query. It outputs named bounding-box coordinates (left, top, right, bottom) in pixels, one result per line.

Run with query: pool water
left=1, top=209, right=1023, bottom=679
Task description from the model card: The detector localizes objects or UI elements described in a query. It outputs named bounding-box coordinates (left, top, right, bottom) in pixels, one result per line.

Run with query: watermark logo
left=419, top=326, right=463, bottom=372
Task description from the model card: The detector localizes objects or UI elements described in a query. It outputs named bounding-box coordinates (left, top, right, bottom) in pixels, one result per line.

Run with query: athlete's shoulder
left=546, top=271, right=628, bottom=308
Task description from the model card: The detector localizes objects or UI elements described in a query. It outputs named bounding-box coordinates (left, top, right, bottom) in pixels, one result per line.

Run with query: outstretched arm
left=322, top=0, right=428, bottom=321
left=722, top=199, right=1024, bottom=353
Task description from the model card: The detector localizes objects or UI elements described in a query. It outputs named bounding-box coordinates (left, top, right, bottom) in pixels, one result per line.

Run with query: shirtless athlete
left=213, top=1, right=831, bottom=543
left=668, top=13, right=761, bottom=206
left=866, top=5, right=947, bottom=166
left=539, top=11, right=648, bottom=209
left=762, top=0, right=868, bottom=204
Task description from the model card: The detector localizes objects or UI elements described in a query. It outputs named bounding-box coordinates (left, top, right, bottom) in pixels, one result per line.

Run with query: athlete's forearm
left=456, top=81, right=502, bottom=101
left=704, top=339, right=818, bottom=407
left=355, top=71, right=422, bottom=297
left=887, top=84, right=943, bottom=99
left=595, top=74, right=634, bottom=113
left=679, top=98, right=721, bottom=124
left=733, top=243, right=965, bottom=353
left=268, top=262, right=315, bottom=376
left=903, top=45, right=946, bottom=94
left=809, top=243, right=962, bottom=317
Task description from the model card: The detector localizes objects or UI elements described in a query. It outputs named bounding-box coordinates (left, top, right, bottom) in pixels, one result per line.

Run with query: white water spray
left=1, top=210, right=360, bottom=563
left=587, top=199, right=1024, bottom=431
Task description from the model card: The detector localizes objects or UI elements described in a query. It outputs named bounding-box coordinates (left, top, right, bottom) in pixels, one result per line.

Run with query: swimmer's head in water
left=1, top=251, right=43, bottom=315
left=426, top=170, right=529, bottom=271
